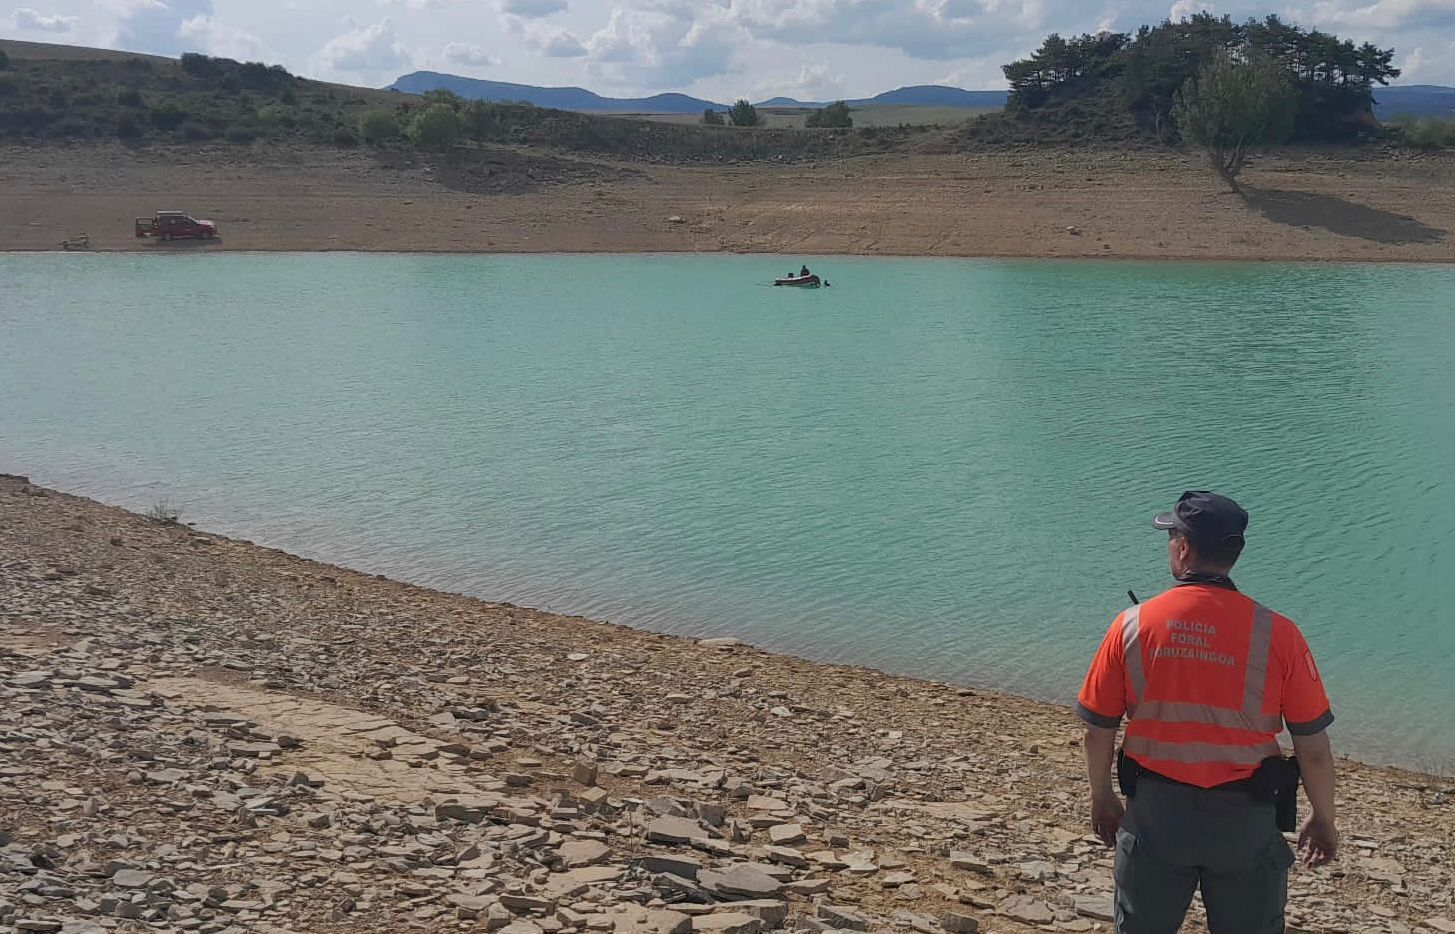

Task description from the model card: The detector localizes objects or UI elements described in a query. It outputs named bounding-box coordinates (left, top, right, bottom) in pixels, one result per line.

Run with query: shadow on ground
left=1242, top=187, right=1447, bottom=244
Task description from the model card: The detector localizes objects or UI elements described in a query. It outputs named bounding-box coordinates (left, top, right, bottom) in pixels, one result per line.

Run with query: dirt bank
left=2, top=474, right=1452, bottom=934
left=1, top=143, right=1452, bottom=262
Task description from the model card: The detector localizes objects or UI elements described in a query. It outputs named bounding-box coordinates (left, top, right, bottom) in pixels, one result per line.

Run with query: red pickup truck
left=135, top=211, right=218, bottom=241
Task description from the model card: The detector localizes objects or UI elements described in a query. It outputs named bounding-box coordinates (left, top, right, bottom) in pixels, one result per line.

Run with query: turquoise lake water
left=3, top=253, right=1453, bottom=767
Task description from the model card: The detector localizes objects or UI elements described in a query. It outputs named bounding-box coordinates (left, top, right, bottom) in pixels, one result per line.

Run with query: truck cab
left=135, top=211, right=218, bottom=241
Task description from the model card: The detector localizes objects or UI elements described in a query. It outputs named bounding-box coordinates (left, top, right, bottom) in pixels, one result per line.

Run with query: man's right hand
left=1091, top=790, right=1125, bottom=847
left=1298, top=813, right=1339, bottom=867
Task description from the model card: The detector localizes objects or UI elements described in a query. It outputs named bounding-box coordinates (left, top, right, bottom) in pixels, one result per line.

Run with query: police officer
left=1077, top=492, right=1340, bottom=934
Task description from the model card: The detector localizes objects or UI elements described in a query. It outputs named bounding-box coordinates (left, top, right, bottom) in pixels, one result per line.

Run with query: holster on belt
left=1116, top=748, right=1302, bottom=832
left=1116, top=747, right=1139, bottom=798
left=1249, top=755, right=1302, bottom=833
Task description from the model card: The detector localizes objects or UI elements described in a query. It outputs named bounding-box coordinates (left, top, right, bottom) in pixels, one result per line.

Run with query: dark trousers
left=1115, top=776, right=1295, bottom=934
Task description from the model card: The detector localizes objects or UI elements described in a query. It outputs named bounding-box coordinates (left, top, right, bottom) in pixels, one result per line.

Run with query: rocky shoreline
left=2, top=474, right=1452, bottom=934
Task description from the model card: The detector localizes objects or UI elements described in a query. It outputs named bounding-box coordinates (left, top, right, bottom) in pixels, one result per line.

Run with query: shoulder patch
left=1304, top=649, right=1321, bottom=682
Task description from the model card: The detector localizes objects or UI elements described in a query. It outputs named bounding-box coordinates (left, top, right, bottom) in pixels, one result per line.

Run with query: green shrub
left=359, top=108, right=399, bottom=144
left=117, top=87, right=144, bottom=107
left=0, top=74, right=17, bottom=97
left=116, top=112, right=143, bottom=138
left=1392, top=116, right=1455, bottom=150
left=806, top=101, right=853, bottom=128
left=181, top=121, right=214, bottom=140
left=225, top=125, right=256, bottom=143
left=52, top=116, right=91, bottom=138
left=408, top=102, right=461, bottom=151
left=0, top=50, right=10, bottom=71
left=702, top=108, right=725, bottom=126
left=150, top=103, right=188, bottom=130
left=729, top=99, right=759, bottom=127
left=332, top=127, right=359, bottom=147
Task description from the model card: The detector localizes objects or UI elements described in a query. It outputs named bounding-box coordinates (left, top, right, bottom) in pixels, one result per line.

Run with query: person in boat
left=800, top=265, right=811, bottom=277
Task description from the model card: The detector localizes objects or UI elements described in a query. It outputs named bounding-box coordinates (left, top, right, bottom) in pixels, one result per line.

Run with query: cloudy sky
left=4, top=0, right=1453, bottom=99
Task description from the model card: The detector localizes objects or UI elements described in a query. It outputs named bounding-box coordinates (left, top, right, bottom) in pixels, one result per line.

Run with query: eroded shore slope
left=2, top=475, right=1452, bottom=934
left=2, top=144, right=1452, bottom=262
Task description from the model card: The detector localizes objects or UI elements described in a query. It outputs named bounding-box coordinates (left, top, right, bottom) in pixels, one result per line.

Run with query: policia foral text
left=1077, top=492, right=1339, bottom=934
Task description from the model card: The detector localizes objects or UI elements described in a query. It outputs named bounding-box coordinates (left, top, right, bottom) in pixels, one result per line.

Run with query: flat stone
left=615, top=908, right=693, bottom=934
left=699, top=865, right=782, bottom=899
left=638, top=853, right=704, bottom=879
left=560, top=840, right=612, bottom=867
left=542, top=865, right=622, bottom=899
left=1073, top=895, right=1113, bottom=922
left=699, top=638, right=741, bottom=647
left=692, top=912, right=762, bottom=934
left=767, top=823, right=806, bottom=845
left=882, top=870, right=916, bottom=887
left=227, top=741, right=282, bottom=757
left=573, top=759, right=599, bottom=786
left=111, top=868, right=154, bottom=888
left=999, top=896, right=1054, bottom=925
left=144, top=769, right=187, bottom=785
left=784, top=878, right=831, bottom=896
left=746, top=796, right=790, bottom=812
left=949, top=852, right=990, bottom=874
left=732, top=900, right=789, bottom=927
left=15, top=922, right=63, bottom=933
left=9, top=671, right=52, bottom=689
left=764, top=846, right=808, bottom=867
left=817, top=905, right=869, bottom=931
left=1423, top=920, right=1455, bottom=934
left=940, top=911, right=980, bottom=933
left=448, top=893, right=497, bottom=917
left=436, top=798, right=499, bottom=823
left=647, top=816, right=708, bottom=844
left=501, top=893, right=557, bottom=913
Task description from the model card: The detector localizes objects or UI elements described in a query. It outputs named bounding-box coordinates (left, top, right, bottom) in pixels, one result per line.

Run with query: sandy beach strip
left=2, top=144, right=1453, bottom=263
left=1, top=473, right=1451, bottom=933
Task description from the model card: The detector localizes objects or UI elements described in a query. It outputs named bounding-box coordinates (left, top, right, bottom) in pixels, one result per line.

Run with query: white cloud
left=502, top=0, right=569, bottom=17
left=581, top=2, right=744, bottom=88
left=1294, top=0, right=1455, bottom=33
left=727, top=0, right=1053, bottom=61
left=1169, top=0, right=1213, bottom=21
left=504, top=16, right=589, bottom=57
left=313, top=17, right=411, bottom=79
left=178, top=14, right=268, bottom=60
left=443, top=41, right=499, bottom=66
left=13, top=7, right=81, bottom=32
left=115, top=0, right=212, bottom=55
left=1399, top=39, right=1455, bottom=82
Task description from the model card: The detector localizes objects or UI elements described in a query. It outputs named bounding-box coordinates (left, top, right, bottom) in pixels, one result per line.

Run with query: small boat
left=774, top=274, right=822, bottom=288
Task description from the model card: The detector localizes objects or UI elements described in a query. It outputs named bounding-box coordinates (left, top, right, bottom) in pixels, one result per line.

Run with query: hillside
left=1378, top=85, right=1455, bottom=118
left=0, top=39, right=928, bottom=164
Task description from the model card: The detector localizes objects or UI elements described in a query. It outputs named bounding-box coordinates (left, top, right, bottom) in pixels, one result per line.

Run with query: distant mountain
left=1375, top=85, right=1455, bottom=118
left=850, top=86, right=1008, bottom=109
left=390, top=73, right=1011, bottom=113
left=389, top=72, right=720, bottom=114
left=389, top=71, right=1449, bottom=121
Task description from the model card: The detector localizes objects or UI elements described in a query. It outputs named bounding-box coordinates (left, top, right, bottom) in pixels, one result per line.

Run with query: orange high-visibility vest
left=1078, top=583, right=1333, bottom=788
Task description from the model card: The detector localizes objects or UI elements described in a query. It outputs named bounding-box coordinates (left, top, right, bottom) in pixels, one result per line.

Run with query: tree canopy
left=806, top=101, right=853, bottom=129
left=1002, top=14, right=1399, bottom=142
left=729, top=99, right=760, bottom=127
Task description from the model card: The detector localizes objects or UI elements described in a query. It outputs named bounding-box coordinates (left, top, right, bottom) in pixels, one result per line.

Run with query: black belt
left=1117, top=748, right=1301, bottom=831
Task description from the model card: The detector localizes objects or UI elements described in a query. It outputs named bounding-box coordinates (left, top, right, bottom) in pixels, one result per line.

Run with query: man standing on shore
left=1076, top=491, right=1340, bottom=934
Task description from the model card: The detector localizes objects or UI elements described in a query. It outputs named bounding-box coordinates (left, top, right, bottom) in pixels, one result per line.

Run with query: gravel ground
left=2, top=474, right=1453, bottom=934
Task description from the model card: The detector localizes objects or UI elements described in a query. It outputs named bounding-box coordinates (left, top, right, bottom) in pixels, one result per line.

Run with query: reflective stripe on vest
left=1120, top=600, right=1284, bottom=752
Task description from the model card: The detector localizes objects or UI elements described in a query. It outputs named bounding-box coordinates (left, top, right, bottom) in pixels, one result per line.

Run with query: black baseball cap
left=1152, top=491, right=1248, bottom=549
